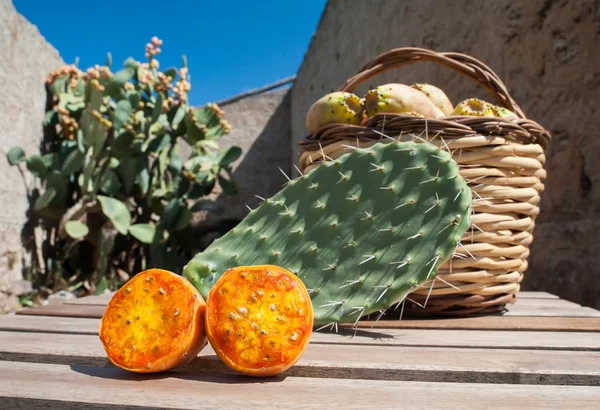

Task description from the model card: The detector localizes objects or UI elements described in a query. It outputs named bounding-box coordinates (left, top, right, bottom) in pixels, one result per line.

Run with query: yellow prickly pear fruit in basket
left=491, top=105, right=518, bottom=119
left=453, top=98, right=519, bottom=119
left=364, top=83, right=445, bottom=119
left=305, top=91, right=363, bottom=133
left=452, top=98, right=495, bottom=116
left=411, top=83, right=454, bottom=115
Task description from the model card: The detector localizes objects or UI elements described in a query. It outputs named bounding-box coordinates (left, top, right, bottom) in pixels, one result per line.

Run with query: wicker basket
left=297, top=48, right=551, bottom=316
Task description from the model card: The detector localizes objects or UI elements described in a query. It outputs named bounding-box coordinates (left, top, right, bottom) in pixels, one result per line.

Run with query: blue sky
left=13, top=0, right=327, bottom=106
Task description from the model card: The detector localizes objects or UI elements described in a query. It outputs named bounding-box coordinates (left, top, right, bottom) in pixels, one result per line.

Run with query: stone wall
left=291, top=0, right=600, bottom=308
left=193, top=86, right=292, bottom=249
left=0, top=0, right=65, bottom=312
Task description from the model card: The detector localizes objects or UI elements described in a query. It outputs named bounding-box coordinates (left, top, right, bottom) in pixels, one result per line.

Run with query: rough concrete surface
left=0, top=0, right=65, bottom=312
left=192, top=87, right=292, bottom=249
left=291, top=0, right=600, bottom=309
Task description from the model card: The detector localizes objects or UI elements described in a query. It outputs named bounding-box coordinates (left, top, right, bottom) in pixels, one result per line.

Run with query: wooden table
left=1, top=291, right=599, bottom=409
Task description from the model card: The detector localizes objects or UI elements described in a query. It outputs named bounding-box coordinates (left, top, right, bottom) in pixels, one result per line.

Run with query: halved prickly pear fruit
left=99, top=268, right=208, bottom=373
left=364, top=83, right=445, bottom=119
left=451, top=98, right=495, bottom=116
left=306, top=91, right=363, bottom=133
left=205, top=265, right=313, bottom=377
left=411, top=83, right=454, bottom=115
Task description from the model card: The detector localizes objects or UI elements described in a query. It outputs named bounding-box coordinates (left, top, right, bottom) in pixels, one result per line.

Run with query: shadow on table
left=69, top=354, right=287, bottom=385
left=317, top=327, right=397, bottom=340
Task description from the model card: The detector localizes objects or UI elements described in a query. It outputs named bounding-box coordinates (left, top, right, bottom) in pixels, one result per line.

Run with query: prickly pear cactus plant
left=5, top=37, right=240, bottom=299
left=184, top=140, right=472, bottom=327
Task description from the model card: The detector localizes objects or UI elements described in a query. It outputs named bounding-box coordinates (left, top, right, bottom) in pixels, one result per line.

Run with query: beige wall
left=193, top=87, right=292, bottom=249
left=291, top=0, right=600, bottom=308
left=0, top=0, right=65, bottom=312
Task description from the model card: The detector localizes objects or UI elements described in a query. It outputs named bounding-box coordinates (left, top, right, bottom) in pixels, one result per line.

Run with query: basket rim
left=299, top=113, right=551, bottom=155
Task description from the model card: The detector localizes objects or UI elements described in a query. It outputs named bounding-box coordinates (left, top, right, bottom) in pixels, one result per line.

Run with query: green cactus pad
left=183, top=141, right=472, bottom=326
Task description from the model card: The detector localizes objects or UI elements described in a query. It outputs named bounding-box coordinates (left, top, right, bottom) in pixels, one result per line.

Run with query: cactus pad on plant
left=183, top=140, right=472, bottom=327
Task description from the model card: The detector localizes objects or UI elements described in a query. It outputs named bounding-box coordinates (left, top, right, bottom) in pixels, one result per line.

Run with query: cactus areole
left=99, top=269, right=207, bottom=373
left=205, top=265, right=313, bottom=377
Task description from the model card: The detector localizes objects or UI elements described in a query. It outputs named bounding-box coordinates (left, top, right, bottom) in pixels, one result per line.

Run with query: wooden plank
left=1, top=361, right=600, bottom=409
left=511, top=298, right=584, bottom=308
left=503, top=304, right=600, bottom=317
left=353, top=316, right=600, bottom=331
left=63, top=291, right=562, bottom=307
left=15, top=303, right=600, bottom=332
left=0, top=315, right=598, bottom=351
left=16, top=299, right=599, bottom=320
left=518, top=291, right=559, bottom=299
left=63, top=293, right=114, bottom=306
left=15, top=304, right=105, bottom=318
left=0, top=315, right=100, bottom=335
left=1, top=331, right=599, bottom=385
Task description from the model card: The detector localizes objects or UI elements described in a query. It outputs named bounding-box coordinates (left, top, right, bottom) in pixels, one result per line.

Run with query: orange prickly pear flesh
left=99, top=268, right=208, bottom=373
left=205, top=265, right=313, bottom=377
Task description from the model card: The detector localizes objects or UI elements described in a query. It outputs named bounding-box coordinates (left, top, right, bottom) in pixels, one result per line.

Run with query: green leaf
left=163, top=67, right=178, bottom=79
left=205, top=124, right=225, bottom=140
left=44, top=110, right=58, bottom=126
left=169, top=149, right=182, bottom=175
left=217, top=146, right=242, bottom=166
left=171, top=104, right=187, bottom=130
left=65, top=221, right=89, bottom=239
left=218, top=174, right=237, bottom=195
left=152, top=187, right=168, bottom=198
left=114, top=68, right=134, bottom=83
left=99, top=224, right=116, bottom=257
left=79, top=153, right=96, bottom=193
left=173, top=207, right=192, bottom=231
left=61, top=149, right=85, bottom=175
left=99, top=169, right=122, bottom=195
left=97, top=195, right=131, bottom=235
left=46, top=171, right=67, bottom=205
left=7, top=146, right=25, bottom=165
left=128, top=223, right=156, bottom=244
left=113, top=100, right=132, bottom=129
left=136, top=168, right=149, bottom=193
left=187, top=180, right=215, bottom=199
left=106, top=52, right=112, bottom=68
left=110, top=131, right=135, bottom=157
left=105, top=67, right=135, bottom=100
left=95, top=277, right=108, bottom=295
left=127, top=90, right=140, bottom=110
left=183, top=111, right=205, bottom=143
left=146, top=134, right=170, bottom=154
left=191, top=199, right=223, bottom=214
left=34, top=188, right=56, bottom=210
left=151, top=93, right=164, bottom=124
left=176, top=177, right=190, bottom=197
left=42, top=153, right=59, bottom=172
left=26, top=155, right=47, bottom=177
left=161, top=199, right=182, bottom=229
left=108, top=158, right=120, bottom=169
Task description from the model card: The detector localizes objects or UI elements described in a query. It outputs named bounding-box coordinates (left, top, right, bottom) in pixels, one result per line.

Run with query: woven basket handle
left=338, top=47, right=526, bottom=119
